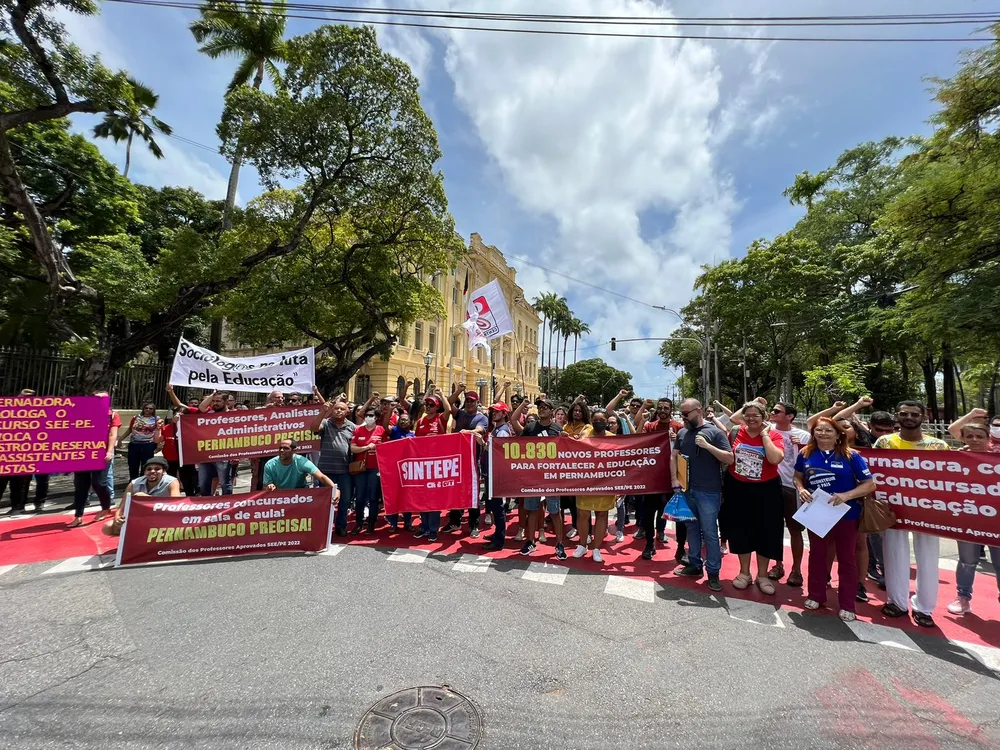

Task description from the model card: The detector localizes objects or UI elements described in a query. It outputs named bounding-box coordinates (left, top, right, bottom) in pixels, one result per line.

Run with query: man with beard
left=874, top=401, right=949, bottom=628
left=196, top=390, right=234, bottom=496
left=672, top=399, right=733, bottom=591
left=310, top=396, right=356, bottom=536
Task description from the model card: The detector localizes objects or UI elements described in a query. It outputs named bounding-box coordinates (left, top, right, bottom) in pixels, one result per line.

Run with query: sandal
left=732, top=573, right=752, bottom=590
left=68, top=518, right=84, bottom=528
left=912, top=611, right=936, bottom=628
left=839, top=610, right=857, bottom=622
left=804, top=599, right=821, bottom=610
left=766, top=563, right=785, bottom=581
left=786, top=571, right=803, bottom=588
left=881, top=602, right=907, bottom=619
left=756, top=576, right=776, bottom=595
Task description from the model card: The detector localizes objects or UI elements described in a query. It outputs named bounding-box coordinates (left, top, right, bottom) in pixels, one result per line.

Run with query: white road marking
left=604, top=575, right=655, bottom=603
left=0, top=564, right=16, bottom=578
left=452, top=554, right=493, bottom=573
left=521, top=562, right=568, bottom=585
left=845, top=619, right=919, bottom=651
left=725, top=599, right=786, bottom=628
left=42, top=556, right=109, bottom=575
left=318, top=544, right=346, bottom=557
left=387, top=548, right=429, bottom=564
left=951, top=640, right=1000, bottom=674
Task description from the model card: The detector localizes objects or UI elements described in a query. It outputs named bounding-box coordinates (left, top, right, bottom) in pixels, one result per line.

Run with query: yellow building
left=346, top=233, right=541, bottom=404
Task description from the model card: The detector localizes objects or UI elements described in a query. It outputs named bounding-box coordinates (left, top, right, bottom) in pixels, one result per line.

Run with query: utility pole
left=742, top=333, right=748, bottom=404
left=713, top=342, right=720, bottom=407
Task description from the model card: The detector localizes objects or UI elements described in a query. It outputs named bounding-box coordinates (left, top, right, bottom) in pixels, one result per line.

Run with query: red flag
left=377, top=433, right=479, bottom=514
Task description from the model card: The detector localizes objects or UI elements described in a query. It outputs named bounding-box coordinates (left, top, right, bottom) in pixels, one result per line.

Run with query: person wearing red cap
left=444, top=385, right=489, bottom=535
left=413, top=388, right=449, bottom=541
left=483, top=401, right=514, bottom=550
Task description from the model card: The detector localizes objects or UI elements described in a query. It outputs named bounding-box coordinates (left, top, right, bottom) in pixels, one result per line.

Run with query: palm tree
left=93, top=78, right=172, bottom=179
left=532, top=292, right=558, bottom=390
left=551, top=303, right=572, bottom=393
left=190, top=0, right=288, bottom=229
left=571, top=318, right=590, bottom=364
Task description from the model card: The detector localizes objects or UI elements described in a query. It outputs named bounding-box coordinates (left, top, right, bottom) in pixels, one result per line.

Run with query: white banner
left=168, top=337, right=315, bottom=393
left=462, top=280, right=514, bottom=353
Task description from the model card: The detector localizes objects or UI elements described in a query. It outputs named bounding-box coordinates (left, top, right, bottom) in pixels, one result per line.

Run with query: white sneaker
left=572, top=545, right=587, bottom=558
left=586, top=534, right=593, bottom=544
left=566, top=527, right=579, bottom=540
left=515, top=528, right=525, bottom=542
left=591, top=548, right=604, bottom=563
left=839, top=610, right=856, bottom=622
left=614, top=530, right=624, bottom=543
left=947, top=596, right=971, bottom=615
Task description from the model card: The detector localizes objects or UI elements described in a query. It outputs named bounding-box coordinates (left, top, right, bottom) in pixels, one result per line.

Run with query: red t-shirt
left=729, top=425, right=784, bottom=483
left=643, top=418, right=684, bottom=437
left=415, top=413, right=447, bottom=437
left=160, top=422, right=179, bottom=463
left=351, top=424, right=386, bottom=470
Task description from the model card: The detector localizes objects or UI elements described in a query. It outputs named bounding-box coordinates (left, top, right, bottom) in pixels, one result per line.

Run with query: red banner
left=489, top=432, right=673, bottom=497
left=115, top=487, right=335, bottom=566
left=862, top=449, right=1000, bottom=544
left=377, top=433, right=479, bottom=515
left=178, top=405, right=321, bottom=464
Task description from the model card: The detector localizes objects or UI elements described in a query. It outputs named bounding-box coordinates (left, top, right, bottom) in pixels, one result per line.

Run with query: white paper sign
left=792, top=488, right=851, bottom=539
left=463, top=279, right=514, bottom=353
left=169, top=337, right=315, bottom=393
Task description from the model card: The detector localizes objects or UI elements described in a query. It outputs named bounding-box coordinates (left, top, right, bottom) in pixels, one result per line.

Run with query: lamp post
left=476, top=377, right=488, bottom=401
left=423, top=351, right=433, bottom=394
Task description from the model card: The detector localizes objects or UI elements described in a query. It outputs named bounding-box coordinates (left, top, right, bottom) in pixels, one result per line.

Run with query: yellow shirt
left=564, top=422, right=592, bottom=439
left=873, top=433, right=950, bottom=451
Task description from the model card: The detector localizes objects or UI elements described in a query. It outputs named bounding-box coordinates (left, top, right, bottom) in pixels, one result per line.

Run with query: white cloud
left=54, top=5, right=129, bottom=71
left=398, top=0, right=778, bottom=394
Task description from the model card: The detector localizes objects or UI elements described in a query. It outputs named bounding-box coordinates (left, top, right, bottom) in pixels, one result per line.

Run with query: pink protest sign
left=0, top=395, right=111, bottom=476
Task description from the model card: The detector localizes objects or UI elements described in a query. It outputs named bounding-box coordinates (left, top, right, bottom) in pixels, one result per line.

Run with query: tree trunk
left=941, top=343, right=957, bottom=422
left=988, top=360, right=1000, bottom=418
left=539, top=315, right=547, bottom=390
left=955, top=361, right=967, bottom=415
left=547, top=321, right=555, bottom=392
left=921, top=353, right=939, bottom=421
left=573, top=334, right=578, bottom=364
left=124, top=131, right=133, bottom=178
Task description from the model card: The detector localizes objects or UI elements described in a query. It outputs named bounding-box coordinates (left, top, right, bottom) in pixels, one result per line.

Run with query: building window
left=399, top=325, right=408, bottom=347
left=396, top=375, right=406, bottom=398
left=429, top=325, right=437, bottom=357
left=413, top=378, right=421, bottom=397
left=414, top=321, right=423, bottom=350
left=354, top=375, right=371, bottom=403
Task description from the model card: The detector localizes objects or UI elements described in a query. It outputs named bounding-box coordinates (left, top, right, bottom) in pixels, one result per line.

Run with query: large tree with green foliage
left=216, top=25, right=462, bottom=392
left=554, top=358, right=631, bottom=405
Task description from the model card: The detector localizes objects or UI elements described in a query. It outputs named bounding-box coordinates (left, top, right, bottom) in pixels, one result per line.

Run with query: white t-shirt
left=773, top=426, right=810, bottom=488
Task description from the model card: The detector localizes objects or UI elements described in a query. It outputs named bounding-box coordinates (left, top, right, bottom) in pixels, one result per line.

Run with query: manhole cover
left=354, top=685, right=483, bottom=750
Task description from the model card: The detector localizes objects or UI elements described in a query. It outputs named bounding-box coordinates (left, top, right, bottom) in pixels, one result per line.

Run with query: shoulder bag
left=858, top=494, right=896, bottom=534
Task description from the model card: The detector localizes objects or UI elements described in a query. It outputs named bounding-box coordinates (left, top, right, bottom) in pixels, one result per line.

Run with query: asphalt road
left=2, top=541, right=999, bottom=750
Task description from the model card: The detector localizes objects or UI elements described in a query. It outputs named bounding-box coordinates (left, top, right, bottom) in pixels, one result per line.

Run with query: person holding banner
left=350, top=408, right=385, bottom=534
left=511, top=396, right=565, bottom=558
left=196, top=391, right=233, bottom=496
left=794, top=418, right=876, bottom=622
left=414, top=393, right=450, bottom=541
left=156, top=408, right=198, bottom=496
left=102, top=456, right=182, bottom=537
left=875, top=401, right=950, bottom=628
left=311, top=397, right=356, bottom=537
left=444, top=386, right=488, bottom=536
left=572, top=410, right=616, bottom=563
left=263, top=439, right=337, bottom=494
left=70, top=391, right=118, bottom=528
left=946, top=418, right=1000, bottom=616
left=483, top=402, right=514, bottom=551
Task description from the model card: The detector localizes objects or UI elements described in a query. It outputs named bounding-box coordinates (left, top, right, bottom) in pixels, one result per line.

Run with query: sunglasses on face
left=771, top=408, right=785, bottom=414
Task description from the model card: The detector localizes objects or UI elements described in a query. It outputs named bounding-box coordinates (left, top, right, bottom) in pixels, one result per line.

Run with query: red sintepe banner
left=178, top=405, right=321, bottom=465
left=489, top=432, right=672, bottom=497
left=115, top=487, right=335, bottom=567
left=861, top=449, right=1000, bottom=545
left=377, top=432, right=479, bottom=515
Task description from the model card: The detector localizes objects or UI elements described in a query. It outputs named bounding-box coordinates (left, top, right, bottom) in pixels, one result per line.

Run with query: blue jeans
left=354, top=469, right=380, bottom=528
left=420, top=511, right=440, bottom=534
left=127, top=441, right=157, bottom=480
left=198, top=461, right=232, bottom=496
left=684, top=490, right=723, bottom=575
left=73, top=462, right=112, bottom=518
left=328, top=473, right=354, bottom=532
left=956, top=542, right=1000, bottom=601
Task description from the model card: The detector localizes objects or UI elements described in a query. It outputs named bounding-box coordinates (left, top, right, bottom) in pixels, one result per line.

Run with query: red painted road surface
left=3, top=509, right=998, bottom=650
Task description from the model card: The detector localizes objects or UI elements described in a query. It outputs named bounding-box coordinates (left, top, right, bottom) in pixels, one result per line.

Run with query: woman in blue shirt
left=794, top=417, right=875, bottom=622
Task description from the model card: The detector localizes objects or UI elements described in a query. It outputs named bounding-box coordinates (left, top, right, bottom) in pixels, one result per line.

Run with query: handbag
left=663, top=491, right=696, bottom=522
left=349, top=458, right=367, bottom=475
left=858, top=494, right=896, bottom=533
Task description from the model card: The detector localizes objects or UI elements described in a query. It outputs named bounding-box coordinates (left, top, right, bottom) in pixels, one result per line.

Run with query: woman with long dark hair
left=795, top=417, right=875, bottom=622
left=118, top=402, right=162, bottom=480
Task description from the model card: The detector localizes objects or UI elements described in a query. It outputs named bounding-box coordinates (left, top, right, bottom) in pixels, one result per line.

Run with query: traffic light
left=610, top=337, right=616, bottom=351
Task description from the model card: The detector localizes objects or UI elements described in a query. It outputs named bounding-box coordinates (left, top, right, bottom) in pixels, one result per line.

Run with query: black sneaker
left=881, top=602, right=907, bottom=618
left=707, top=574, right=722, bottom=592
left=675, top=564, right=703, bottom=578
left=403, top=521, right=413, bottom=531
left=334, top=527, right=347, bottom=537
left=413, top=528, right=427, bottom=539
left=350, top=525, right=364, bottom=535
left=641, top=547, right=654, bottom=561
left=427, top=533, right=438, bottom=542
left=519, top=541, right=535, bottom=556
left=484, top=541, right=504, bottom=552
left=441, top=523, right=461, bottom=533
left=470, top=527, right=480, bottom=538
left=856, top=583, right=869, bottom=603
left=555, top=542, right=567, bottom=560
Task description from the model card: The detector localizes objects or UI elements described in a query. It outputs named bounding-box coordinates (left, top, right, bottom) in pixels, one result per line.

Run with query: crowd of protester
left=3, top=381, right=998, bottom=628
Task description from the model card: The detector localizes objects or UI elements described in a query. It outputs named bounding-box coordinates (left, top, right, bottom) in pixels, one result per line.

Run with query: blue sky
left=60, top=1, right=990, bottom=396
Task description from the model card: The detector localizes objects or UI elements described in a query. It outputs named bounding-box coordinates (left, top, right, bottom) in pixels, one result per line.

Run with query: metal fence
left=0, top=347, right=268, bottom=410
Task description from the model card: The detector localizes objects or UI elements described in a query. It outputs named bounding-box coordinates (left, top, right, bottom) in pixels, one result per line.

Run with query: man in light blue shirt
left=263, top=439, right=337, bottom=494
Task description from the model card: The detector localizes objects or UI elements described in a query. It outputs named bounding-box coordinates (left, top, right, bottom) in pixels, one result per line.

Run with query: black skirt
left=723, top=474, right=784, bottom=560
